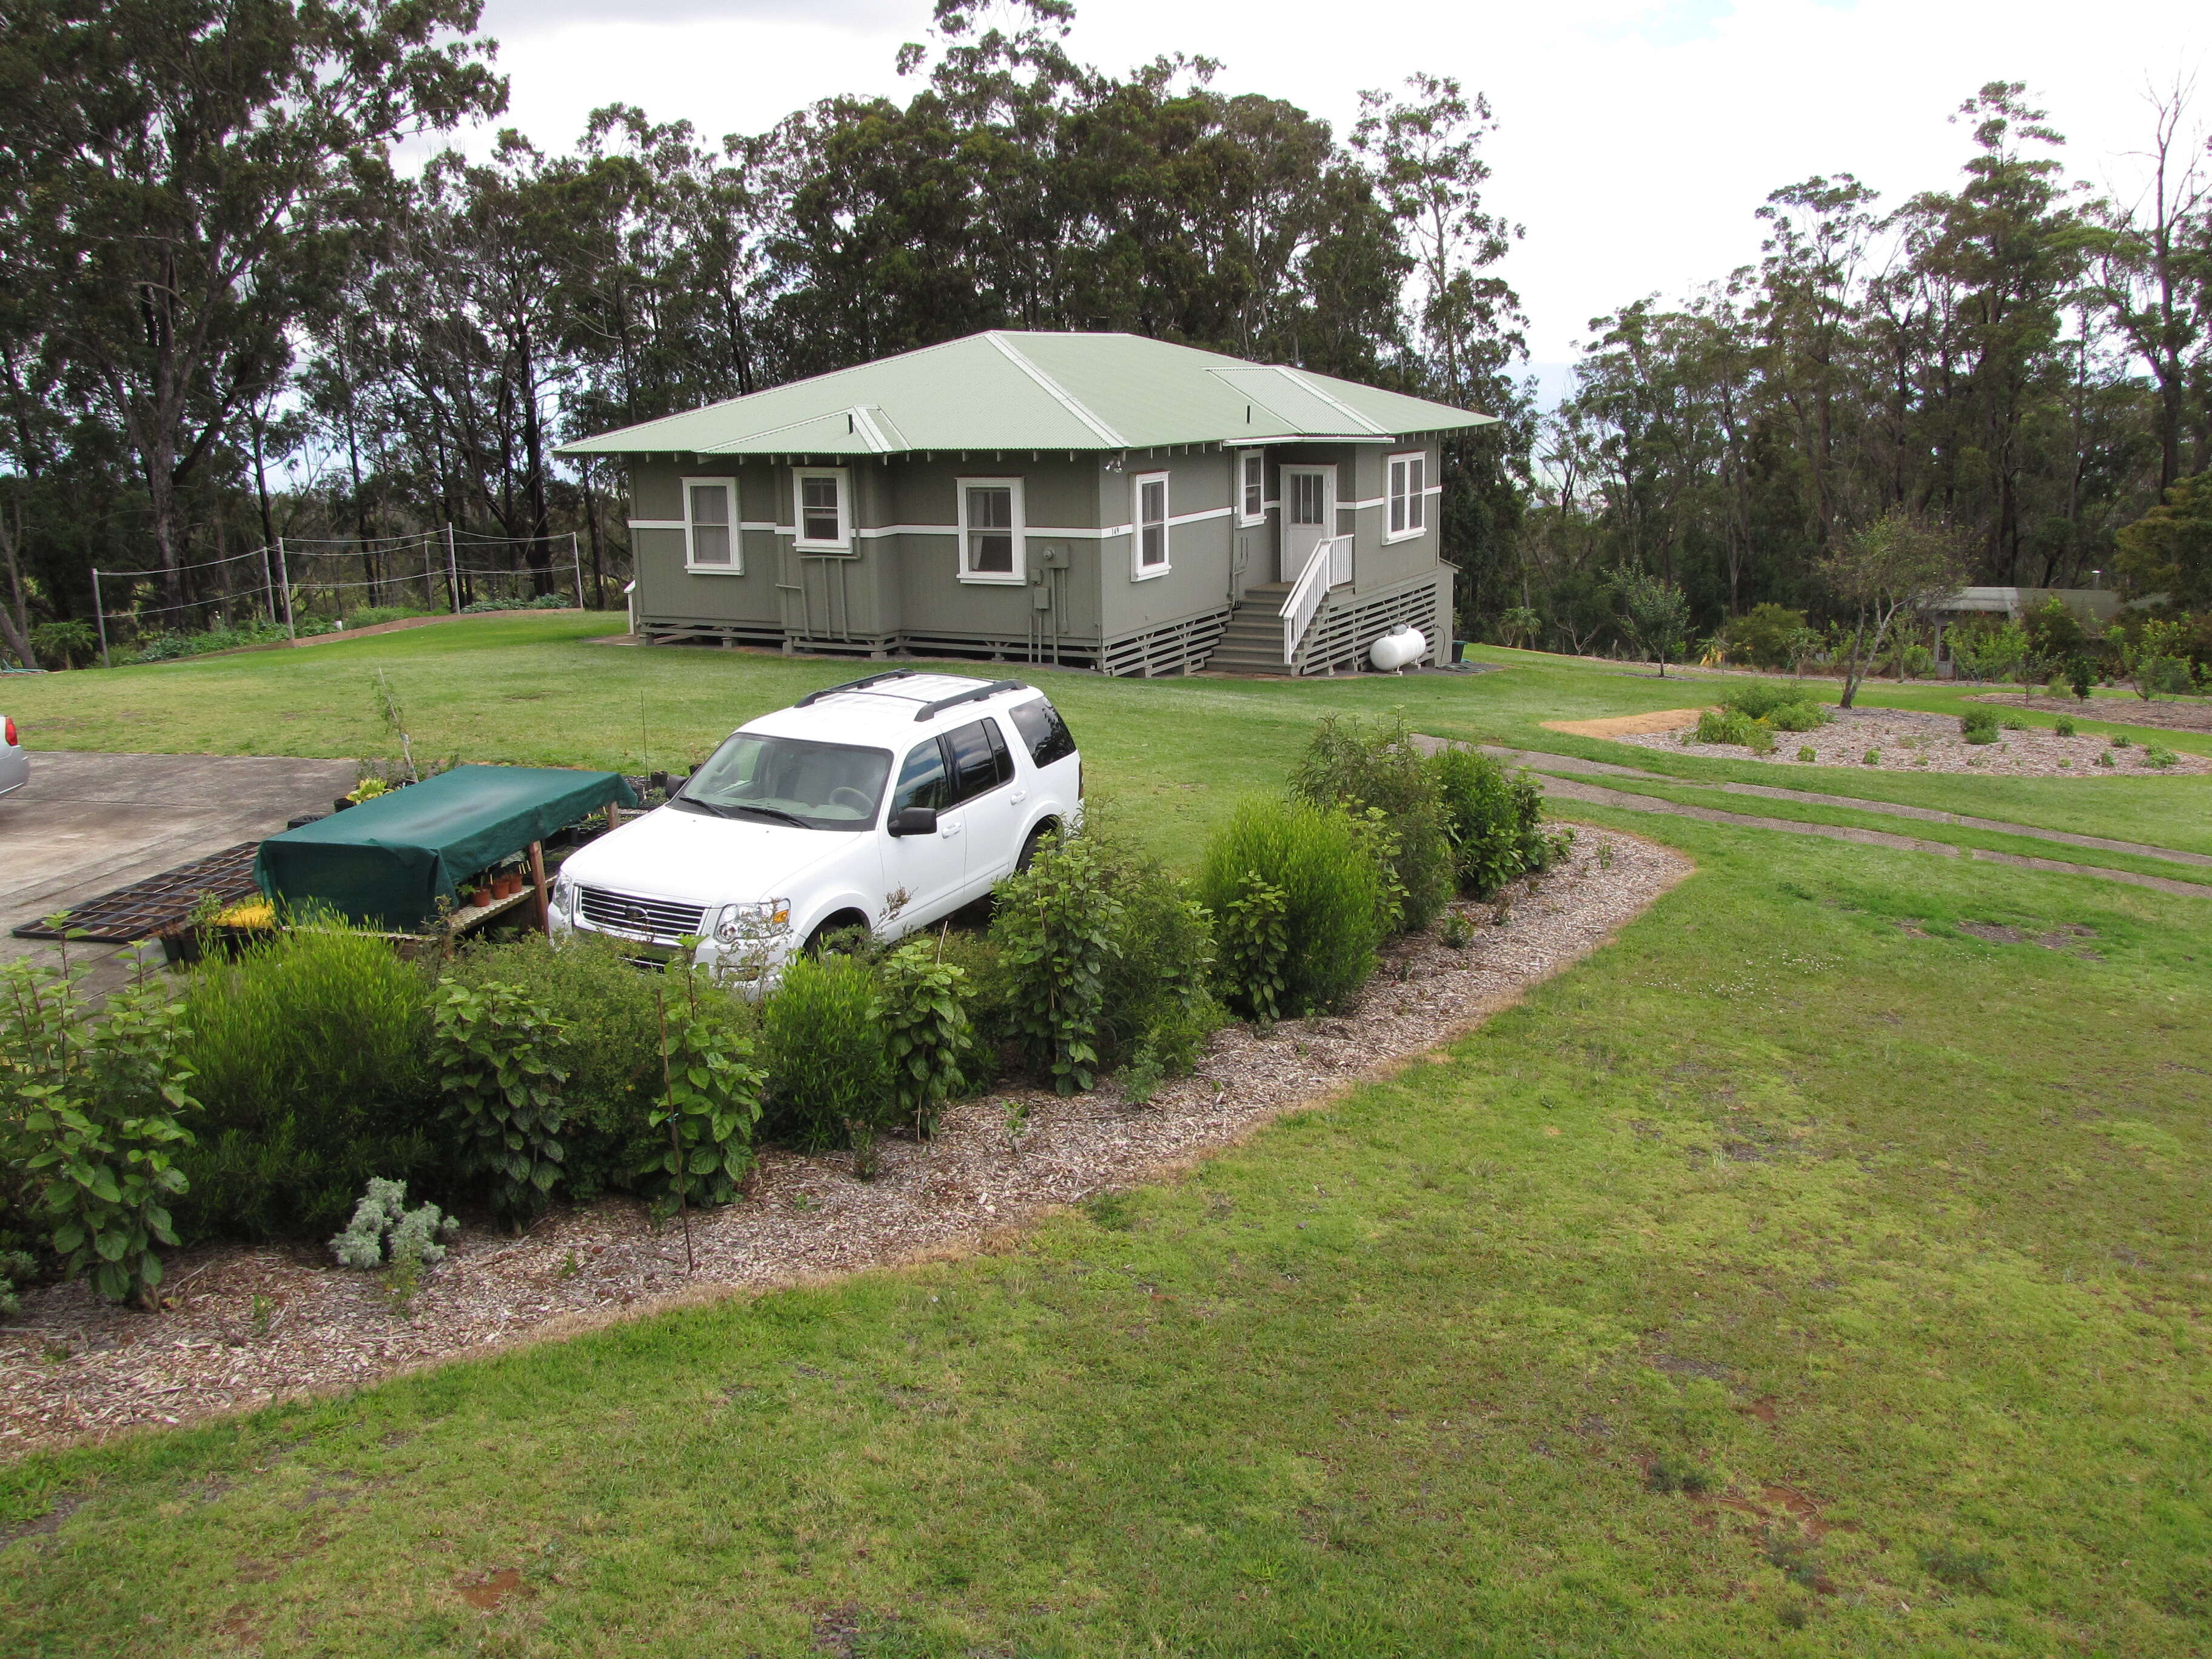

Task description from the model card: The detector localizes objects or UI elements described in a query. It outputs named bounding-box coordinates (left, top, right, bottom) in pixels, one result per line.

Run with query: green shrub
left=1214, top=871, right=1289, bottom=1024
left=1900, top=643, right=1936, bottom=679
left=1719, top=604, right=1805, bottom=670
left=429, top=978, right=571, bottom=1229
left=0, top=959, right=196, bottom=1307
left=2096, top=749, right=2115, bottom=768
left=1074, top=803, right=1221, bottom=1071
left=1692, top=708, right=1775, bottom=752
left=1429, top=746, right=1547, bottom=898
left=1797, top=745, right=1816, bottom=763
left=638, top=988, right=765, bottom=1213
left=1198, top=799, right=1381, bottom=1018
left=877, top=937, right=973, bottom=1137
left=2112, top=732, right=2133, bottom=748
left=1289, top=716, right=1453, bottom=933
left=330, top=1177, right=457, bottom=1270
left=1764, top=699, right=1832, bottom=733
left=1863, top=748, right=1881, bottom=766
left=2054, top=716, right=2077, bottom=737
left=2142, top=743, right=2179, bottom=770
left=1717, top=680, right=1823, bottom=720
left=2000, top=712, right=2028, bottom=731
left=1960, top=706, right=1999, bottom=745
left=988, top=832, right=1122, bottom=1093
left=175, top=923, right=435, bottom=1240
left=761, top=954, right=890, bottom=1147
left=446, top=932, right=752, bottom=1199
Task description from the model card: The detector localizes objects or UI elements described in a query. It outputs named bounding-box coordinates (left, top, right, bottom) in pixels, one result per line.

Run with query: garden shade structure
left=254, top=765, right=638, bottom=931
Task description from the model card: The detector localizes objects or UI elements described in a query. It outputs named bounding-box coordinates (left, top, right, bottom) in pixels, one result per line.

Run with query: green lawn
left=3, top=623, right=2210, bottom=1656
left=10, top=618, right=2212, bottom=866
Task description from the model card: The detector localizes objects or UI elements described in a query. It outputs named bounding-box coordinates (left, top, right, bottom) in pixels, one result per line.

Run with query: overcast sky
left=463, top=0, right=2207, bottom=377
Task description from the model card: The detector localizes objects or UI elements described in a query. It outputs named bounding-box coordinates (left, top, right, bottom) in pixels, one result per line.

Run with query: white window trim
left=1131, top=471, right=1171, bottom=581
left=955, top=475, right=1026, bottom=585
left=1384, top=452, right=1429, bottom=543
left=680, top=476, right=742, bottom=574
left=1236, top=451, right=1267, bottom=527
left=791, top=466, right=852, bottom=552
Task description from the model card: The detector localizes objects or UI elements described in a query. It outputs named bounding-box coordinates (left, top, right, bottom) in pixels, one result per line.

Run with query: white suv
left=551, top=671, right=1080, bottom=976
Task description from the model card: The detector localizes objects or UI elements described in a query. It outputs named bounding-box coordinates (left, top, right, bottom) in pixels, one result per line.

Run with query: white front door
left=1279, top=465, right=1336, bottom=582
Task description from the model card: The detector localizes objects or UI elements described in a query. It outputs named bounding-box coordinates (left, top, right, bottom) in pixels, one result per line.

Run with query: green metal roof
left=557, top=331, right=1494, bottom=458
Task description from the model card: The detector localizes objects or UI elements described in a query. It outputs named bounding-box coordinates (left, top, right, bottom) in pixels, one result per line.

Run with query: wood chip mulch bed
left=1962, top=691, right=2212, bottom=733
left=1620, top=704, right=2210, bottom=778
left=0, top=830, right=1686, bottom=1463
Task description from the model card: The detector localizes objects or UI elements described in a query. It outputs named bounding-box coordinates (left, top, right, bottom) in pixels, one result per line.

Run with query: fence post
left=445, top=523, right=461, bottom=612
left=91, top=569, right=110, bottom=668
left=260, top=541, right=276, bottom=628
left=276, top=537, right=296, bottom=641
left=571, top=531, right=583, bottom=611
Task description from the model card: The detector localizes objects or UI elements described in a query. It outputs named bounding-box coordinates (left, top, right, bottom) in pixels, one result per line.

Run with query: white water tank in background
left=1368, top=625, right=1426, bottom=672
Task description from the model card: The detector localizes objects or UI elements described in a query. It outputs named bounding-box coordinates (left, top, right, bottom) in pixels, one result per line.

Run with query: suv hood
left=562, top=803, right=855, bottom=904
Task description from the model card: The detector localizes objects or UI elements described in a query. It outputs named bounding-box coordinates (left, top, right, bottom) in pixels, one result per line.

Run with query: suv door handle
left=1010, top=789, right=1028, bottom=804
left=941, top=817, right=963, bottom=837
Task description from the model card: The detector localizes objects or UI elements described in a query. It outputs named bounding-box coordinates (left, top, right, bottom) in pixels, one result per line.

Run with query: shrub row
left=0, top=720, right=1566, bottom=1303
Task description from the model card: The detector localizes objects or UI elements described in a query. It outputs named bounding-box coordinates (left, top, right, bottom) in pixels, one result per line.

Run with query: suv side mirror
left=888, top=805, right=938, bottom=837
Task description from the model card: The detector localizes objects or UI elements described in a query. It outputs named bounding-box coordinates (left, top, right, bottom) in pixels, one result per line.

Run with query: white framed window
left=1132, top=471, right=1170, bottom=579
left=792, top=467, right=851, bottom=551
left=682, top=477, right=740, bottom=572
left=1386, top=452, right=1428, bottom=541
left=956, top=477, right=1025, bottom=584
left=1237, top=451, right=1266, bottom=526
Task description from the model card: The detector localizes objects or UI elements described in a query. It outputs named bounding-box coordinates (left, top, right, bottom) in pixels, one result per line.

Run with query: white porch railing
left=1280, top=535, right=1350, bottom=663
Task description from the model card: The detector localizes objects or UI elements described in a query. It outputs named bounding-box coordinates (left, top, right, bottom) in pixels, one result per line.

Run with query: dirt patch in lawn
left=1544, top=709, right=1708, bottom=739
left=1617, top=704, right=2210, bottom=778
left=0, top=831, right=1686, bottom=1463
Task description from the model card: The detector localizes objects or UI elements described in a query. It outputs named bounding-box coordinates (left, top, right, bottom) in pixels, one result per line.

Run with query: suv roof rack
left=794, top=668, right=919, bottom=708
left=913, top=679, right=1028, bottom=723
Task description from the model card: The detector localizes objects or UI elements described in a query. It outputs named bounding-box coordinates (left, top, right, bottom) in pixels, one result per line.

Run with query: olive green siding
left=620, top=437, right=1446, bottom=670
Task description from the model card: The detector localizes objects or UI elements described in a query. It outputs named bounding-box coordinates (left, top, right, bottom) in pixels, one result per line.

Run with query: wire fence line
left=89, top=527, right=597, bottom=666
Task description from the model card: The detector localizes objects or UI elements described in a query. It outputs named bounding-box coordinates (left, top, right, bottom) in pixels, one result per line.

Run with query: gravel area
left=1620, top=705, right=2210, bottom=778
left=1963, top=692, right=2212, bottom=733
left=0, top=830, right=1686, bottom=1463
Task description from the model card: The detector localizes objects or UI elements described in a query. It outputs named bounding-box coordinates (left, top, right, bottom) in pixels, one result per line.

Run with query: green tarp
left=255, top=765, right=638, bottom=931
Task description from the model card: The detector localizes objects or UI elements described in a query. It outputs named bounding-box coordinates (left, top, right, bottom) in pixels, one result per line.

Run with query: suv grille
left=577, top=886, right=707, bottom=942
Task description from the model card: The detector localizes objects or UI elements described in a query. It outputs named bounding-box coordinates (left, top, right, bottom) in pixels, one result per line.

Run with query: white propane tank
left=1368, top=624, right=1426, bottom=672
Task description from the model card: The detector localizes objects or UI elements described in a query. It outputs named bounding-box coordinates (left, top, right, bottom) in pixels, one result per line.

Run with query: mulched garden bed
left=1962, top=692, right=2212, bottom=733
left=0, top=830, right=1686, bottom=1463
left=1618, top=705, right=2209, bottom=778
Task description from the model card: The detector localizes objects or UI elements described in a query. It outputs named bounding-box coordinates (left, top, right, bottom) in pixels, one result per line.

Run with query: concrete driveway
left=1, top=751, right=358, bottom=984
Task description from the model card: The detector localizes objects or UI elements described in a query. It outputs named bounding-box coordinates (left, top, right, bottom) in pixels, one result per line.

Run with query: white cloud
left=452, top=0, right=2210, bottom=361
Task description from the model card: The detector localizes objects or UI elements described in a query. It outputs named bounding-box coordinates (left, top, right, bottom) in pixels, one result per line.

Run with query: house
left=1926, top=585, right=2154, bottom=675
left=557, top=330, right=1493, bottom=676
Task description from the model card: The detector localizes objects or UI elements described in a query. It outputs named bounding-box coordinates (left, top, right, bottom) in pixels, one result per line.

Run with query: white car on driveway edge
left=550, top=671, right=1080, bottom=979
left=0, top=714, right=25, bottom=799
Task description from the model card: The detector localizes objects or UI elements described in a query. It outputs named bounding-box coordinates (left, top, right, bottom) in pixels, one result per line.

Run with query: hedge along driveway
left=1, top=814, right=2207, bottom=1656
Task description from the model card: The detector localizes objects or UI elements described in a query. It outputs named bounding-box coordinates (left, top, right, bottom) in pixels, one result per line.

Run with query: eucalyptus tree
left=3, top=0, right=503, bottom=609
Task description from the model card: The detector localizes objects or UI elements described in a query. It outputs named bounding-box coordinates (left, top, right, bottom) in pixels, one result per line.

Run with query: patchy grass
left=1, top=813, right=2207, bottom=1655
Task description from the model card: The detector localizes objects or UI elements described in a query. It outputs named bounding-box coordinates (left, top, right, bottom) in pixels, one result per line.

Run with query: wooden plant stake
left=654, top=984, right=695, bottom=1274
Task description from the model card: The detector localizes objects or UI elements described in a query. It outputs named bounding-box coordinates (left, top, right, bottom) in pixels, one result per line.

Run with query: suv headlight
left=550, top=873, right=577, bottom=919
left=715, top=899, right=791, bottom=945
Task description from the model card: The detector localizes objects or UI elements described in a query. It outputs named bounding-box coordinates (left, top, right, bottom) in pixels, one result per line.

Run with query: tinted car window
left=1008, top=697, right=1076, bottom=767
left=942, top=720, right=1005, bottom=805
left=984, top=717, right=1015, bottom=785
left=891, top=738, right=951, bottom=814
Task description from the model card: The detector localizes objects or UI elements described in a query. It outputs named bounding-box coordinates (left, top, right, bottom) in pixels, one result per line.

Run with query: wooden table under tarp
left=252, top=765, right=638, bottom=937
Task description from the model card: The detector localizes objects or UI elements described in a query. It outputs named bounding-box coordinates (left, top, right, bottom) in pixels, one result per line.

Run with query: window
left=1288, top=470, right=1327, bottom=528
left=1008, top=697, right=1076, bottom=768
left=793, top=468, right=850, bottom=550
left=1133, top=471, right=1170, bottom=578
left=682, top=478, right=738, bottom=572
left=672, top=733, right=890, bottom=832
left=1238, top=452, right=1265, bottom=525
left=942, top=719, right=1011, bottom=805
left=957, top=477, right=1024, bottom=583
left=891, top=739, right=951, bottom=816
left=1386, top=452, right=1428, bottom=541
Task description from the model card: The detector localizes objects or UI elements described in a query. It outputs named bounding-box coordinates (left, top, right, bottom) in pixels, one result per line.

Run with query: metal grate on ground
left=10, top=842, right=263, bottom=943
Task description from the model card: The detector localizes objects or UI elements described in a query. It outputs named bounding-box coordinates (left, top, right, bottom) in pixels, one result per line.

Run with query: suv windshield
left=674, top=733, right=891, bottom=831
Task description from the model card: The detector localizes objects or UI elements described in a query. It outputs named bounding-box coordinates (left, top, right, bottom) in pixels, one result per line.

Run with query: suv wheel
left=1016, top=822, right=1056, bottom=873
